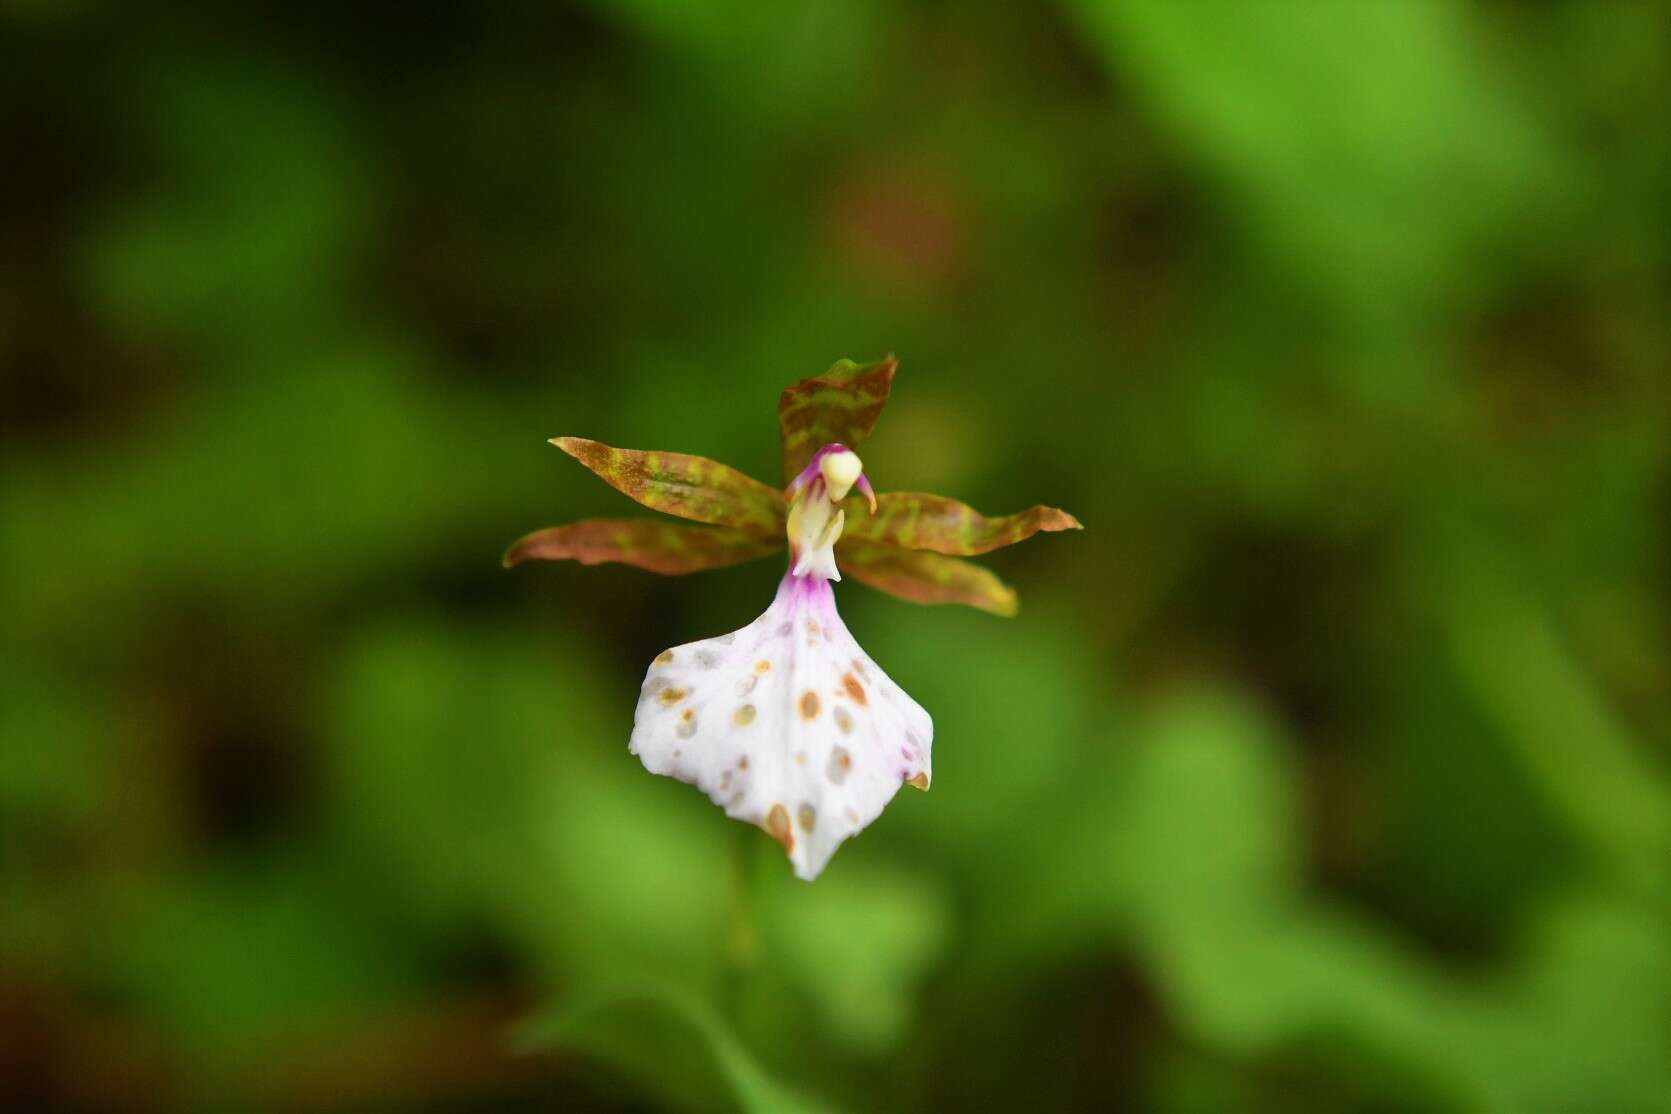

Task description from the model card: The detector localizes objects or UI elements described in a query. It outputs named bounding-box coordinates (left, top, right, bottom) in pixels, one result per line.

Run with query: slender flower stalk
left=506, top=357, right=1079, bottom=878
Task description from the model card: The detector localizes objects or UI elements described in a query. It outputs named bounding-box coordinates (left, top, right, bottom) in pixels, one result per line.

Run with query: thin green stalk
left=723, top=822, right=760, bottom=1022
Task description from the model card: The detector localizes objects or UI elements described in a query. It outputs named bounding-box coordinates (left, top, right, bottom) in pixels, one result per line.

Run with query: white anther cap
left=819, top=450, right=863, bottom=502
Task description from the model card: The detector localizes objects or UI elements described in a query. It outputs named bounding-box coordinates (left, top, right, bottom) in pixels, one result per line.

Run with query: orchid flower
left=506, top=357, right=1080, bottom=879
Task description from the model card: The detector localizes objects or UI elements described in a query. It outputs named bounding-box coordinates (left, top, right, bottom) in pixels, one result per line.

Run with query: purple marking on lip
left=775, top=569, right=839, bottom=612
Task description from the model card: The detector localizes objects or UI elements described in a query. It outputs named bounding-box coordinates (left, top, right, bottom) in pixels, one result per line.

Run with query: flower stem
left=723, top=821, right=760, bottom=1022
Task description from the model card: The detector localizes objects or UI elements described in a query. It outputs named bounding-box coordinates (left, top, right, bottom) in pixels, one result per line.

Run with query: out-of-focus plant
left=6, top=2, right=1671, bottom=1111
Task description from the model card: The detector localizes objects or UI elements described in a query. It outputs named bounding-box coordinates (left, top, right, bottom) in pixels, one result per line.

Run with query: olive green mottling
left=845, top=492, right=1082, bottom=555
left=553, top=437, right=787, bottom=534
left=835, top=537, right=1019, bottom=616
left=502, top=519, right=781, bottom=573
left=524, top=366, right=1076, bottom=613
left=777, top=356, right=897, bottom=483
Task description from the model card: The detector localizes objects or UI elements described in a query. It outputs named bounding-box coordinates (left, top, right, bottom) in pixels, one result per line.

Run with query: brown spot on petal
left=906, top=771, right=929, bottom=791
left=654, top=650, right=674, bottom=666
left=733, top=704, right=756, bottom=727
left=851, top=658, right=868, bottom=680
left=799, top=691, right=820, bottom=720
left=833, top=706, right=853, bottom=734
left=754, top=660, right=772, bottom=674
left=765, top=803, right=794, bottom=853
left=658, top=686, right=687, bottom=707
left=676, top=714, right=697, bottom=739
left=737, top=755, right=749, bottom=770
left=827, top=746, right=852, bottom=785
left=795, top=750, right=807, bottom=766
left=797, top=803, right=816, bottom=833
left=840, top=672, right=868, bottom=705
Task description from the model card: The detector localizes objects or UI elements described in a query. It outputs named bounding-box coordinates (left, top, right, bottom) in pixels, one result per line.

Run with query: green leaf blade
left=517, top=988, right=844, bottom=1114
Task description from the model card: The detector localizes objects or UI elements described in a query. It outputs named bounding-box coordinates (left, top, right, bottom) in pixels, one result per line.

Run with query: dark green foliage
left=3, top=2, right=1669, bottom=1112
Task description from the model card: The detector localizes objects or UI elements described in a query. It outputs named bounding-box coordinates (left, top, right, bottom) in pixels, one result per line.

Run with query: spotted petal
left=502, top=519, right=781, bottom=573
left=630, top=573, right=932, bottom=881
left=777, top=356, right=897, bottom=483
left=835, top=538, right=1018, bottom=616
left=553, top=437, right=787, bottom=534
left=845, top=492, right=1082, bottom=555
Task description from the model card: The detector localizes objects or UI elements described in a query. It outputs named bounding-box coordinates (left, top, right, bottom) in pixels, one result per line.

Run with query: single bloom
left=506, top=357, right=1080, bottom=879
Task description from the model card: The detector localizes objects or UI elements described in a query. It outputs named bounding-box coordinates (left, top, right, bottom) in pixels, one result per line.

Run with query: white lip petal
left=629, top=575, right=933, bottom=880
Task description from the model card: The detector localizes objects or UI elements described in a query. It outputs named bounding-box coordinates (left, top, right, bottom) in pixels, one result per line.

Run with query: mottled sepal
left=777, top=356, right=897, bottom=483
left=845, top=492, right=1081, bottom=555
left=835, top=537, right=1019, bottom=616
left=552, top=437, right=786, bottom=534
left=503, top=519, right=781, bottom=574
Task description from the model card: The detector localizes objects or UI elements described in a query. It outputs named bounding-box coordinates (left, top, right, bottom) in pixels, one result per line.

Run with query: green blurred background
left=4, top=2, right=1670, bottom=1111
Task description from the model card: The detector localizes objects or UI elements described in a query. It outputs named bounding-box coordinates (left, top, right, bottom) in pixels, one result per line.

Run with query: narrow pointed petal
left=845, top=492, right=1082, bottom=555
left=835, top=537, right=1019, bottom=616
left=853, top=473, right=877, bottom=514
left=630, top=575, right=933, bottom=880
left=552, top=437, right=786, bottom=534
left=503, top=519, right=781, bottom=573
left=777, top=356, right=897, bottom=483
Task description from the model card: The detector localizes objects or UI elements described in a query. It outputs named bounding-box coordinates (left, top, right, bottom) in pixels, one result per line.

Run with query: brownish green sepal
left=503, top=518, right=782, bottom=574
left=844, top=492, right=1082, bottom=556
left=777, top=355, right=897, bottom=483
left=835, top=537, right=1019, bottom=616
left=552, top=437, right=786, bottom=534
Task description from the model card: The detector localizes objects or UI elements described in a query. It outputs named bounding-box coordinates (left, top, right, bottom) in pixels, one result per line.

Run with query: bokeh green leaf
left=519, top=988, right=844, bottom=1114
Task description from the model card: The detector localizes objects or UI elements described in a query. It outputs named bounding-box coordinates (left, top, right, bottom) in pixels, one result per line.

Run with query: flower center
left=786, top=446, right=871, bottom=582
